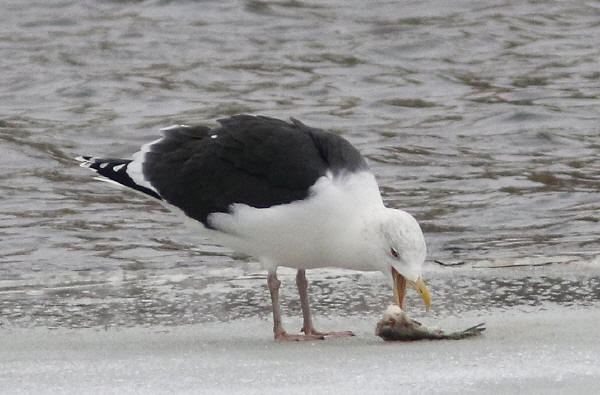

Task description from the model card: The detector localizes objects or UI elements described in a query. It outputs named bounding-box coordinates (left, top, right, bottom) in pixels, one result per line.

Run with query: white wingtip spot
left=99, top=162, right=108, bottom=169
left=210, top=134, right=218, bottom=139
left=76, top=156, right=93, bottom=168
left=113, top=164, right=126, bottom=172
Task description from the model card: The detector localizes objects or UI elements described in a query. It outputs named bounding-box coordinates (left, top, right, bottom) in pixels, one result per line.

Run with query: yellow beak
left=392, top=268, right=431, bottom=311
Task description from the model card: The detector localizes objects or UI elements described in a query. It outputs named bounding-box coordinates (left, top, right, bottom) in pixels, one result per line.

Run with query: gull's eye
left=390, top=248, right=399, bottom=258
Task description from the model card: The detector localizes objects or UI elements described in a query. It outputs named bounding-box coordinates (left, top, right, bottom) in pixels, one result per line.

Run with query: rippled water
left=1, top=0, right=599, bottom=329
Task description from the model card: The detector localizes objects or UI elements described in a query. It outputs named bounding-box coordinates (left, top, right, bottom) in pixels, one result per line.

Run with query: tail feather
left=76, top=156, right=162, bottom=200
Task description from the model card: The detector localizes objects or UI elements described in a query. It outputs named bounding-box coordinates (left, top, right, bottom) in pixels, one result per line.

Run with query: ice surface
left=2, top=306, right=600, bottom=395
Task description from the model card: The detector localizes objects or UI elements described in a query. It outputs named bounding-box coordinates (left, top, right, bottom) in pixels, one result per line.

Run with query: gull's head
left=374, top=208, right=430, bottom=311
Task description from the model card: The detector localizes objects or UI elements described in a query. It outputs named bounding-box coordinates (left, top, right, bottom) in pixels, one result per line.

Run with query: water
left=1, top=0, right=599, bottom=329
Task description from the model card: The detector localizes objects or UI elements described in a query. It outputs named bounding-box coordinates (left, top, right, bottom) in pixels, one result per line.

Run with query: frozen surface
left=2, top=306, right=600, bottom=395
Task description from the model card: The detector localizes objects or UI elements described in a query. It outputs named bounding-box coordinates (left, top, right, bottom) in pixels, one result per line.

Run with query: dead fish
left=376, top=305, right=485, bottom=341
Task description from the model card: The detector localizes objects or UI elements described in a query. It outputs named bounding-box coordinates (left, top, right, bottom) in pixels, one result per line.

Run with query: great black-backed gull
left=77, top=114, right=430, bottom=341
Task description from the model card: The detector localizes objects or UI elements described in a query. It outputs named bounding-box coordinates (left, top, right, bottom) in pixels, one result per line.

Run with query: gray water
left=1, top=0, right=599, bottom=329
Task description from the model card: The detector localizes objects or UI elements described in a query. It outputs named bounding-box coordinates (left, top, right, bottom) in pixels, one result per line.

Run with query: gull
left=77, top=114, right=430, bottom=341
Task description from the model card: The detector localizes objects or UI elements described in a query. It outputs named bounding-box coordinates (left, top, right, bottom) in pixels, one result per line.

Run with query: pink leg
left=296, top=269, right=354, bottom=338
left=267, top=270, right=324, bottom=341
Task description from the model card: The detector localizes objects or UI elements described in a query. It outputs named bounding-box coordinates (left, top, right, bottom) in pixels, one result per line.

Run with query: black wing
left=143, top=115, right=367, bottom=226
left=145, top=115, right=367, bottom=227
